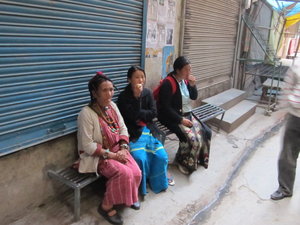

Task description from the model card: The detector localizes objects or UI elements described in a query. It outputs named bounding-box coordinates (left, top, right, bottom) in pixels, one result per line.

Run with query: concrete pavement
left=7, top=104, right=288, bottom=225
left=191, top=119, right=299, bottom=225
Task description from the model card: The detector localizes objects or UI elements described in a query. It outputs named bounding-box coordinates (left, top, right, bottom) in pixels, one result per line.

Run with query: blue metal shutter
left=0, top=0, right=146, bottom=156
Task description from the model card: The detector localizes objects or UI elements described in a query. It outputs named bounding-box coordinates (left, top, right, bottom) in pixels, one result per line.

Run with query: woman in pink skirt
left=77, top=71, right=142, bottom=225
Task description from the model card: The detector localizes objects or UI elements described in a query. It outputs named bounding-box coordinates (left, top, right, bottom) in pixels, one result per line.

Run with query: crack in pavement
left=187, top=119, right=285, bottom=225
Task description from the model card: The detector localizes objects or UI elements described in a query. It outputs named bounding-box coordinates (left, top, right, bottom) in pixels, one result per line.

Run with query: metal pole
left=242, top=15, right=274, bottom=62
left=232, top=0, right=244, bottom=89
left=140, top=0, right=148, bottom=69
left=74, top=188, right=80, bottom=221
left=179, top=0, right=187, bottom=56
left=292, top=33, right=300, bottom=65
left=275, top=19, right=286, bottom=56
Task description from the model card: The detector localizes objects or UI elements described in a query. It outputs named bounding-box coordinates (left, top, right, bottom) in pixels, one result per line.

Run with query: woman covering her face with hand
left=117, top=66, right=171, bottom=196
left=156, top=56, right=211, bottom=175
left=77, top=72, right=141, bottom=225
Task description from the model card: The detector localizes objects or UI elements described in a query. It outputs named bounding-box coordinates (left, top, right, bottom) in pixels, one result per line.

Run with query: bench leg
left=261, top=86, right=268, bottom=101
left=218, top=112, right=225, bottom=132
left=74, top=188, right=80, bottom=222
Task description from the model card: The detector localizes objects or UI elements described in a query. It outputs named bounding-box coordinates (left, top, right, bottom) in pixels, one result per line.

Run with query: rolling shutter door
left=183, top=0, right=240, bottom=98
left=0, top=0, right=145, bottom=156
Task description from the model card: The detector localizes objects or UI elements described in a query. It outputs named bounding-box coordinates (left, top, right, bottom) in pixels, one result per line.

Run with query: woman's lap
left=177, top=116, right=208, bottom=172
left=129, top=127, right=168, bottom=194
left=98, top=155, right=141, bottom=206
left=99, top=155, right=140, bottom=179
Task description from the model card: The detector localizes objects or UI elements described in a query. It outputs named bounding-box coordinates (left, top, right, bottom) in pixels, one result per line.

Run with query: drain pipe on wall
left=232, top=0, right=247, bottom=89
left=179, top=0, right=187, bottom=56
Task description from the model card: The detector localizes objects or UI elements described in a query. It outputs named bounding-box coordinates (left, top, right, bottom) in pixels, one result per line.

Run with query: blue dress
left=129, top=126, right=168, bottom=195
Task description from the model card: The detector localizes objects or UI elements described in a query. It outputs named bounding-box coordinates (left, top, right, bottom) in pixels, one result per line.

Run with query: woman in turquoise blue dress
left=117, top=66, right=170, bottom=195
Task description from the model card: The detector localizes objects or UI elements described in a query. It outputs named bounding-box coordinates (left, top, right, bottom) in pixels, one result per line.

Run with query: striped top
left=280, top=65, right=300, bottom=117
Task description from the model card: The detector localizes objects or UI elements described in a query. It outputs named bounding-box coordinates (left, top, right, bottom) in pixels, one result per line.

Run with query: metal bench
left=192, top=103, right=225, bottom=130
left=260, top=78, right=284, bottom=101
left=154, top=103, right=225, bottom=141
left=48, top=167, right=100, bottom=221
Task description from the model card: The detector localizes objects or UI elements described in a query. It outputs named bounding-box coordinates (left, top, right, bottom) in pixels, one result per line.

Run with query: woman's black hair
left=173, top=56, right=190, bottom=74
left=88, top=71, right=114, bottom=103
left=127, top=66, right=146, bottom=79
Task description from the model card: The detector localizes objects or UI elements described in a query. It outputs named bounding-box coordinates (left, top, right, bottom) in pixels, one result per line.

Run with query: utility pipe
left=232, top=0, right=245, bottom=89
left=179, top=0, right=187, bottom=56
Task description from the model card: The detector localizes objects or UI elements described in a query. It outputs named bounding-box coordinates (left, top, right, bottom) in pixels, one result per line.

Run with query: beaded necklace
left=97, top=105, right=120, bottom=133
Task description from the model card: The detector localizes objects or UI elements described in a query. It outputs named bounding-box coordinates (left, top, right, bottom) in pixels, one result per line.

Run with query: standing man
left=271, top=65, right=300, bottom=200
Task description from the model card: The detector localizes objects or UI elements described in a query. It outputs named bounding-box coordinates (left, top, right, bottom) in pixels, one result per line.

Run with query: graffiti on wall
left=162, top=46, right=174, bottom=78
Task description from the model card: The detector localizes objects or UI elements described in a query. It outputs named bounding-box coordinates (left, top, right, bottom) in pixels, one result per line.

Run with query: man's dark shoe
left=270, top=190, right=292, bottom=200
left=130, top=201, right=141, bottom=210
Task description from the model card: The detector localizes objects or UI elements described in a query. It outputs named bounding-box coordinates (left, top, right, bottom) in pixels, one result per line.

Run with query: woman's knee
left=155, top=149, right=168, bottom=162
left=132, top=153, right=147, bottom=166
left=132, top=167, right=142, bottom=179
left=117, top=166, right=139, bottom=181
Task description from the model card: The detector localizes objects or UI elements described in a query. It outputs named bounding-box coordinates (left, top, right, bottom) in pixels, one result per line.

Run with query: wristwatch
left=103, top=149, right=110, bottom=159
left=120, top=143, right=129, bottom=150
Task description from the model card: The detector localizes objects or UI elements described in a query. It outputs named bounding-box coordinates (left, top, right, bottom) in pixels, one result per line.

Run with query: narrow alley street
left=190, top=122, right=300, bottom=225
left=2, top=1, right=300, bottom=225
left=7, top=106, right=288, bottom=225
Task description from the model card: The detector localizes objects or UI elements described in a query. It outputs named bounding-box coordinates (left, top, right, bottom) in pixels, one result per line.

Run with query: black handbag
left=147, top=122, right=167, bottom=144
left=192, top=112, right=212, bottom=141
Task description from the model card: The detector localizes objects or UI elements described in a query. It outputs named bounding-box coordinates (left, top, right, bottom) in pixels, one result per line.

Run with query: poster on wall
left=157, top=23, right=166, bottom=47
left=167, top=0, right=176, bottom=22
left=146, top=0, right=176, bottom=58
left=166, top=26, right=174, bottom=45
left=162, top=46, right=175, bottom=78
left=148, top=0, right=158, bottom=21
left=158, top=0, right=168, bottom=23
left=146, top=21, right=157, bottom=48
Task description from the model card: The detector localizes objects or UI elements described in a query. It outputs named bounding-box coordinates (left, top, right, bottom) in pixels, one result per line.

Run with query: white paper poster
left=146, top=0, right=176, bottom=56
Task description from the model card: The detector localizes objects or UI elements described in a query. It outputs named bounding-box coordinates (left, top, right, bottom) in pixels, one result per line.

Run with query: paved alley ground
left=7, top=57, right=298, bottom=225
left=7, top=106, right=288, bottom=225
left=190, top=123, right=300, bottom=225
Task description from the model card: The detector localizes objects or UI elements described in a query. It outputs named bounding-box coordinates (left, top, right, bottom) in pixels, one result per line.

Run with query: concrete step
left=202, top=88, right=246, bottom=110
left=215, top=100, right=257, bottom=133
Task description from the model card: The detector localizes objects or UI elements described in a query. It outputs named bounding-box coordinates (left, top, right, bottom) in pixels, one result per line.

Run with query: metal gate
left=183, top=0, right=240, bottom=98
left=0, top=0, right=146, bottom=156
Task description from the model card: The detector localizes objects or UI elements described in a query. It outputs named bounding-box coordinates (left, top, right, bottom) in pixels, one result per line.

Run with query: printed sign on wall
left=162, top=46, right=175, bottom=78
left=146, top=0, right=176, bottom=58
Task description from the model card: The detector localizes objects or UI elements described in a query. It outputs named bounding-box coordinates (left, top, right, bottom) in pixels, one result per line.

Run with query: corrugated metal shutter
left=0, top=0, right=145, bottom=156
left=183, top=0, right=240, bottom=98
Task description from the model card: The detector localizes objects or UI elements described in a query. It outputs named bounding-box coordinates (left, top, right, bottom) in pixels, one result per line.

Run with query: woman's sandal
left=97, top=205, right=123, bottom=225
left=177, top=164, right=190, bottom=175
left=168, top=175, right=175, bottom=186
left=130, top=201, right=141, bottom=210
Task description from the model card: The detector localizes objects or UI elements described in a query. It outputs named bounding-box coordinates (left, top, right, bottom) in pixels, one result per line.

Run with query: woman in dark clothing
left=117, top=66, right=171, bottom=196
left=157, top=56, right=211, bottom=175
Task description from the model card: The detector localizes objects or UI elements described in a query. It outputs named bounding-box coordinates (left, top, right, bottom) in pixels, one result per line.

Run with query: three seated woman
left=76, top=57, right=210, bottom=224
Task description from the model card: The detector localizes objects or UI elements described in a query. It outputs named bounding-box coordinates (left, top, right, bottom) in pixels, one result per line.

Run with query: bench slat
left=48, top=167, right=100, bottom=221
left=48, top=168, right=99, bottom=189
left=154, top=103, right=225, bottom=136
left=192, top=104, right=225, bottom=122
